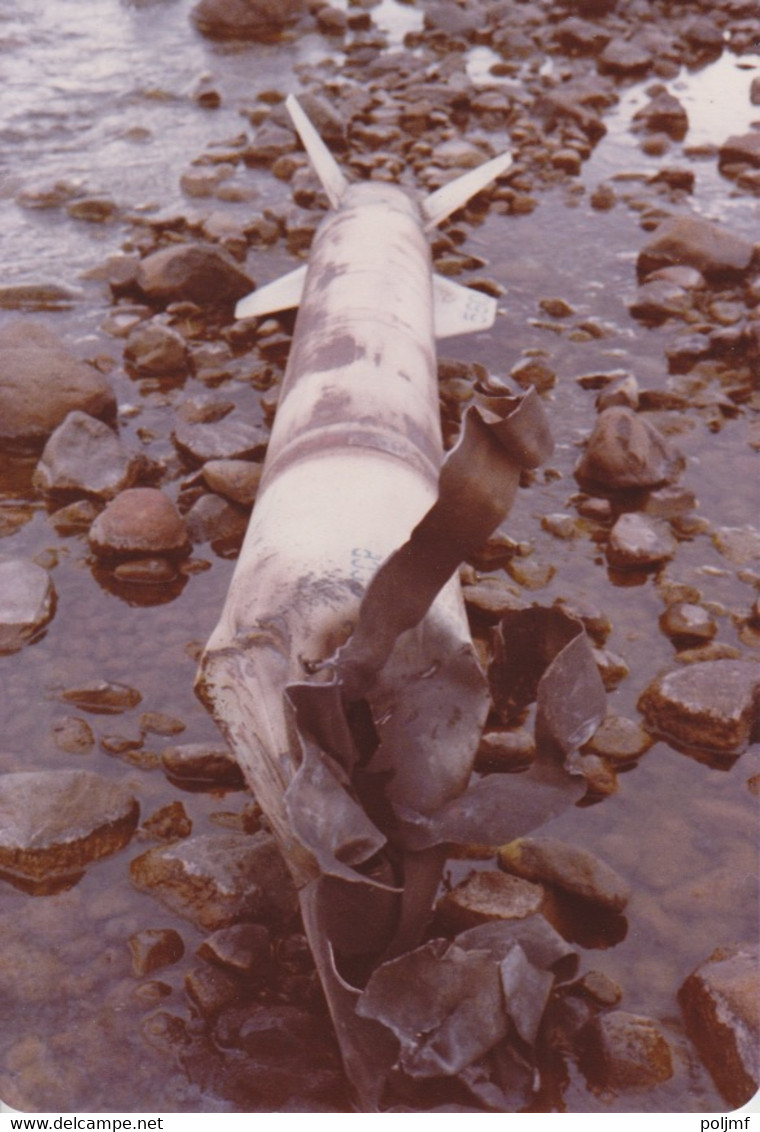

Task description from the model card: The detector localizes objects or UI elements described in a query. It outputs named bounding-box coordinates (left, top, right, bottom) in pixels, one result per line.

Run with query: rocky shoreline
left=0, top=0, right=758, bottom=1113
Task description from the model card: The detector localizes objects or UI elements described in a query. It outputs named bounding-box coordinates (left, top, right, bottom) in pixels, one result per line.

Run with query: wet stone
left=0, top=557, right=55, bottom=653
left=136, top=243, right=253, bottom=309
left=184, top=493, right=248, bottom=546
left=598, top=38, right=653, bottom=77
left=638, top=215, right=756, bottom=281
left=596, top=375, right=639, bottom=412
left=112, top=558, right=178, bottom=585
left=201, top=459, right=262, bottom=506
left=632, top=88, right=688, bottom=140
left=506, top=557, right=556, bottom=590
left=33, top=411, right=143, bottom=501
left=141, top=801, right=192, bottom=843
left=0, top=319, right=115, bottom=447
left=576, top=970, right=623, bottom=1007
left=61, top=680, right=142, bottom=714
left=437, top=869, right=545, bottom=932
left=52, top=716, right=95, bottom=755
left=172, top=419, right=268, bottom=464
left=140, top=711, right=186, bottom=737
left=719, top=132, right=760, bottom=171
left=89, top=488, right=190, bottom=560
left=580, top=1011, right=673, bottom=1089
left=712, top=525, right=760, bottom=566
left=638, top=659, right=760, bottom=753
left=462, top=577, right=525, bottom=619
left=129, top=831, right=298, bottom=931
left=660, top=602, right=717, bottom=647
left=583, top=714, right=653, bottom=763
left=128, top=928, right=185, bottom=977
left=49, top=499, right=101, bottom=535
left=573, top=753, right=618, bottom=797
left=510, top=357, right=557, bottom=393
left=197, top=923, right=271, bottom=977
left=0, top=770, right=139, bottom=890
left=498, top=837, right=630, bottom=912
left=678, top=943, right=760, bottom=1108
left=474, top=729, right=535, bottom=771
left=629, top=279, right=693, bottom=323
left=606, top=513, right=676, bottom=570
left=124, top=322, right=189, bottom=375
left=161, top=742, right=245, bottom=788
left=575, top=407, right=682, bottom=492
left=592, top=647, right=629, bottom=690
left=185, top=965, right=242, bottom=1017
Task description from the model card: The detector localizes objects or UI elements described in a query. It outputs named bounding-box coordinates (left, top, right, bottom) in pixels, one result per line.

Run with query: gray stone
left=33, top=411, right=143, bottom=500
left=498, top=836, right=631, bottom=911
left=580, top=1011, right=673, bottom=1088
left=89, top=488, right=189, bottom=560
left=0, top=770, right=139, bottom=889
left=679, top=943, right=759, bottom=1108
left=129, top=831, right=298, bottom=931
left=0, top=320, right=115, bottom=447
left=172, top=419, right=267, bottom=464
left=638, top=216, right=756, bottom=281
left=136, top=244, right=253, bottom=308
left=0, top=558, right=55, bottom=652
left=639, top=659, right=760, bottom=753
left=575, top=407, right=682, bottom=491
left=607, top=513, right=676, bottom=569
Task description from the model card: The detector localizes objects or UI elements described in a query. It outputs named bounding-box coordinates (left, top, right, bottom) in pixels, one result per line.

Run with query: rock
left=141, top=801, right=193, bottom=842
left=124, top=322, right=189, bottom=375
left=592, top=646, right=629, bottom=690
left=136, top=244, right=253, bottom=308
left=244, top=123, right=298, bottom=165
left=161, top=742, right=245, bottom=788
left=580, top=1011, right=673, bottom=1088
left=0, top=320, right=115, bottom=447
left=629, top=279, right=693, bottom=323
left=129, top=831, right=298, bottom=931
left=553, top=596, right=612, bottom=646
left=606, top=513, right=676, bottom=569
left=128, top=929, right=185, bottom=977
left=638, top=216, right=756, bottom=282
left=89, top=488, right=190, bottom=560
left=474, top=729, right=535, bottom=771
left=140, top=711, right=186, bottom=737
left=462, top=577, right=524, bottom=619
left=632, top=88, right=688, bottom=140
left=679, top=943, right=760, bottom=1108
left=553, top=17, right=612, bottom=54
left=498, top=837, right=630, bottom=912
left=596, top=374, right=639, bottom=412
left=573, top=752, right=618, bottom=797
left=61, top=680, right=142, bottom=714
left=0, top=558, right=55, bottom=652
left=683, top=16, right=724, bottom=53
left=510, top=357, right=557, bottom=393
left=191, top=0, right=305, bottom=40
left=184, top=965, right=241, bottom=1016
left=576, top=970, right=623, bottom=1006
left=197, top=923, right=271, bottom=976
left=201, top=459, right=262, bottom=506
left=437, top=869, right=544, bottom=932
left=575, top=407, right=682, bottom=491
left=598, top=38, right=652, bottom=77
left=0, top=770, right=139, bottom=890
left=712, top=525, right=760, bottom=566
left=112, top=558, right=179, bottom=585
left=33, top=412, right=143, bottom=500
left=639, top=659, right=760, bottom=753
left=660, top=602, right=717, bottom=646
left=51, top=716, right=95, bottom=755
left=582, top=714, right=653, bottom=763
left=172, top=419, right=267, bottom=464
left=184, top=494, right=248, bottom=545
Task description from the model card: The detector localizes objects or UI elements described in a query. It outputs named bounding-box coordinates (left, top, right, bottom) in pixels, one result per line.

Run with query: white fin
left=235, top=264, right=308, bottom=321
left=286, top=94, right=348, bottom=210
left=433, top=275, right=499, bottom=338
left=422, top=151, right=512, bottom=231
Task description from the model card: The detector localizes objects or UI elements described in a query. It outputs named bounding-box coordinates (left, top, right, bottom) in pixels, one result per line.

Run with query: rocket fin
left=235, top=264, right=308, bottom=321
left=422, top=151, right=512, bottom=231
left=286, top=94, right=348, bottom=210
left=433, top=275, right=499, bottom=338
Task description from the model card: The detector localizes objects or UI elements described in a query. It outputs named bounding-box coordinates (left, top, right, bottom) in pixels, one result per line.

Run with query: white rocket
left=197, top=97, right=604, bottom=1107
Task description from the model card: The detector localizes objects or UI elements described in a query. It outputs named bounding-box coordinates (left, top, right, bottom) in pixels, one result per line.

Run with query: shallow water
left=0, top=0, right=758, bottom=1114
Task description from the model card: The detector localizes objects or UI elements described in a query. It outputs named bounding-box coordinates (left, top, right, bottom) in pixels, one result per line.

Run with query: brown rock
left=583, top=714, right=653, bottom=763
left=172, top=419, right=267, bottom=464
left=0, top=320, right=115, bottom=447
left=33, top=411, right=143, bottom=500
left=51, top=716, right=95, bottom=755
left=639, top=659, right=760, bottom=753
left=184, top=965, right=241, bottom=1016
left=61, top=680, right=142, bottom=714
left=0, top=770, right=139, bottom=890
left=136, top=244, right=253, bottom=308
left=89, top=488, right=190, bottom=560
left=638, top=216, right=756, bottom=281
left=498, top=837, right=630, bottom=912
left=0, top=558, right=55, bottom=653
left=437, top=869, right=544, bottom=931
left=580, top=1011, right=673, bottom=1088
left=598, top=38, right=653, bottom=77
left=659, top=602, right=717, bottom=646
left=197, top=923, right=271, bottom=976
left=129, top=831, right=298, bottom=931
left=632, top=88, right=688, bottom=140
left=201, top=459, right=262, bottom=506
left=606, top=513, right=676, bottom=569
left=575, top=407, right=682, bottom=491
left=161, top=742, right=244, bottom=788
left=191, top=0, right=305, bottom=39
left=141, top=801, right=192, bottom=843
left=128, top=929, right=185, bottom=977
left=124, top=322, right=188, bottom=375
left=679, top=943, right=759, bottom=1108
left=474, top=729, right=535, bottom=771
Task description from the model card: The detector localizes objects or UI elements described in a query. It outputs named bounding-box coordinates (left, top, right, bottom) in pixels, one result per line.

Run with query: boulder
left=679, top=943, right=760, bottom=1108
left=0, top=558, right=55, bottom=652
left=639, top=659, right=760, bottom=753
left=136, top=244, right=253, bottom=308
left=575, top=407, right=682, bottom=491
left=33, top=411, right=143, bottom=500
left=0, top=770, right=139, bottom=890
left=0, top=320, right=115, bottom=447
left=638, top=216, right=757, bottom=282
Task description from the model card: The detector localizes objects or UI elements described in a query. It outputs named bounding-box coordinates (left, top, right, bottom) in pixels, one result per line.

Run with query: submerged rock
left=639, top=659, right=760, bottom=753
left=580, top=1011, right=673, bottom=1089
left=130, top=831, right=298, bottom=931
left=33, top=411, right=144, bottom=500
left=679, top=943, right=760, bottom=1108
left=575, top=407, right=682, bottom=491
left=0, top=320, right=115, bottom=447
left=0, top=770, right=139, bottom=890
left=61, top=680, right=142, bottom=714
left=498, top=837, right=630, bottom=912
left=638, top=216, right=757, bottom=281
left=0, top=558, right=55, bottom=652
left=89, top=488, right=190, bottom=560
